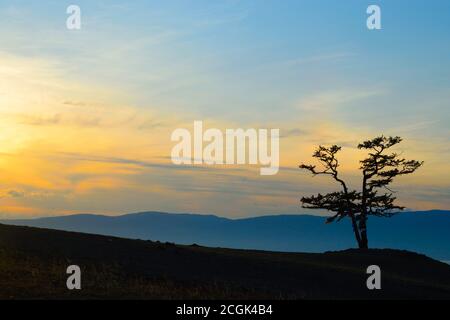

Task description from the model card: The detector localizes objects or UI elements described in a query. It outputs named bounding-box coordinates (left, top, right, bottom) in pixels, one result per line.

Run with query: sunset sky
left=0, top=0, right=449, bottom=218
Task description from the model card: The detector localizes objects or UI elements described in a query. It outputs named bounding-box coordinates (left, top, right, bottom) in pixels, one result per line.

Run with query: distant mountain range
left=2, top=210, right=449, bottom=261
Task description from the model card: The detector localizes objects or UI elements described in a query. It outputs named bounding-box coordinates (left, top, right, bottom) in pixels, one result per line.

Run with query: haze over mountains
left=2, top=210, right=449, bottom=262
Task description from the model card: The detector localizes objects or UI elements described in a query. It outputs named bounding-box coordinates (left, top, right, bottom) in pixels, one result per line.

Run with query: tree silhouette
left=299, top=136, right=423, bottom=249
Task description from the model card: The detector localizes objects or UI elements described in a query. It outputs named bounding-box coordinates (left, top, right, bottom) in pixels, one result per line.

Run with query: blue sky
left=0, top=0, right=449, bottom=217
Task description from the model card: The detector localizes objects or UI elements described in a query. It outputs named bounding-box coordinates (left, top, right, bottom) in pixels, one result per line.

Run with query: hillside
left=1, top=223, right=450, bottom=299
left=3, top=210, right=450, bottom=261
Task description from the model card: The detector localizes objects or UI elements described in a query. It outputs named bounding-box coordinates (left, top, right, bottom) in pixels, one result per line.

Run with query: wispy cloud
left=279, top=128, right=308, bottom=139
left=17, top=113, right=100, bottom=128
left=296, top=88, right=386, bottom=112
left=281, top=52, right=356, bottom=68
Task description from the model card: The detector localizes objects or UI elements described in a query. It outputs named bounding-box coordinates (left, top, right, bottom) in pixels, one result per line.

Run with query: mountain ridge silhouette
left=2, top=210, right=449, bottom=261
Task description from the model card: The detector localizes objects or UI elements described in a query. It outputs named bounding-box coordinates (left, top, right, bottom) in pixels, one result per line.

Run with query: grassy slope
left=1, top=223, right=450, bottom=299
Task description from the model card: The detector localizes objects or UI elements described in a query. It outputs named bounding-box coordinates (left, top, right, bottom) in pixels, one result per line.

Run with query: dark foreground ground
left=0, top=223, right=449, bottom=299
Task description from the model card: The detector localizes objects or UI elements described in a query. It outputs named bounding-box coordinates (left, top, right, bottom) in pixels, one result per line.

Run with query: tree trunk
left=339, top=182, right=363, bottom=249
left=358, top=217, right=368, bottom=249
left=350, top=216, right=363, bottom=248
left=359, top=172, right=369, bottom=249
left=359, top=232, right=368, bottom=249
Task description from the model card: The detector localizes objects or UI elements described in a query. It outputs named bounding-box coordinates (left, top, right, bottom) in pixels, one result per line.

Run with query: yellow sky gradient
left=0, top=51, right=449, bottom=218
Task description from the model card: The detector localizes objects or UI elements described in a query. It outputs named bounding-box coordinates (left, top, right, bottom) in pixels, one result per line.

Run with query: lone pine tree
left=299, top=136, right=423, bottom=249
